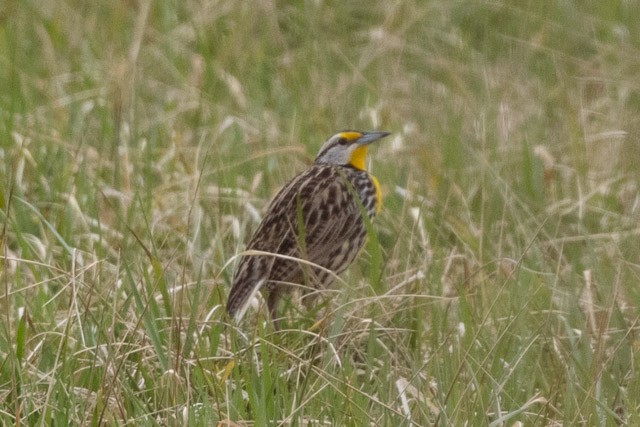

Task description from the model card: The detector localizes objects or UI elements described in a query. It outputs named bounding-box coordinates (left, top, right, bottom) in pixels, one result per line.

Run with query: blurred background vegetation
left=1, top=0, right=639, bottom=425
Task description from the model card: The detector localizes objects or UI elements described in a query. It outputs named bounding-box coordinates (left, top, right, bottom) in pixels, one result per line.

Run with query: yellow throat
left=349, top=144, right=368, bottom=171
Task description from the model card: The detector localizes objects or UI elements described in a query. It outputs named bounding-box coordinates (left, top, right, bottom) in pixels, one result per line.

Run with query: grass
left=2, top=0, right=640, bottom=425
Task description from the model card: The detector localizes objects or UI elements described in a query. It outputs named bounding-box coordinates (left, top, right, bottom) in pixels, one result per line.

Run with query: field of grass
left=2, top=0, right=640, bottom=425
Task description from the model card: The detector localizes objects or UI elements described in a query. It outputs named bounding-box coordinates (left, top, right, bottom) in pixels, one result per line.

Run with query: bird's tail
left=226, top=278, right=266, bottom=323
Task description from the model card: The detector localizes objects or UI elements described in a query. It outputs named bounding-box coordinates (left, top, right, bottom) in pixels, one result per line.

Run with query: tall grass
left=2, top=0, right=640, bottom=425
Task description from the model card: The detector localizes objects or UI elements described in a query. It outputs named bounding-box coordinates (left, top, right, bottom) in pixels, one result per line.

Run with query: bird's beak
left=356, top=131, right=391, bottom=146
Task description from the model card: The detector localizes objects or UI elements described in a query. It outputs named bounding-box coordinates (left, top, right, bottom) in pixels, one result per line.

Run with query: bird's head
left=314, top=130, right=390, bottom=170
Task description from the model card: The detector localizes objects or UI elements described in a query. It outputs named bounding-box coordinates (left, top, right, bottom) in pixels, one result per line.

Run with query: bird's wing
left=226, top=168, right=315, bottom=320
left=267, top=166, right=368, bottom=282
left=302, top=175, right=368, bottom=275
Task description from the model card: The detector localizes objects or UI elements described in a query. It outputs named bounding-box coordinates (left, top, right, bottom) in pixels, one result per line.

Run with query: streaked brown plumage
left=226, top=130, right=390, bottom=324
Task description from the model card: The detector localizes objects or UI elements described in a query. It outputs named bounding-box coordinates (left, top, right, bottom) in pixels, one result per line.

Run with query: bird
left=226, top=130, right=390, bottom=326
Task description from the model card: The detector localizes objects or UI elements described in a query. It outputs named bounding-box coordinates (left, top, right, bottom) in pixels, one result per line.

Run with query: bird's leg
left=267, top=290, right=281, bottom=330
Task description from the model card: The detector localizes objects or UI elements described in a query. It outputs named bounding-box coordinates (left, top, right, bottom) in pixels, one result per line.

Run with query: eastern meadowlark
left=226, top=130, right=390, bottom=325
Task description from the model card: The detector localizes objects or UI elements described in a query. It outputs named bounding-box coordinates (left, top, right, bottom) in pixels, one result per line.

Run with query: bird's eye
left=338, top=138, right=349, bottom=145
